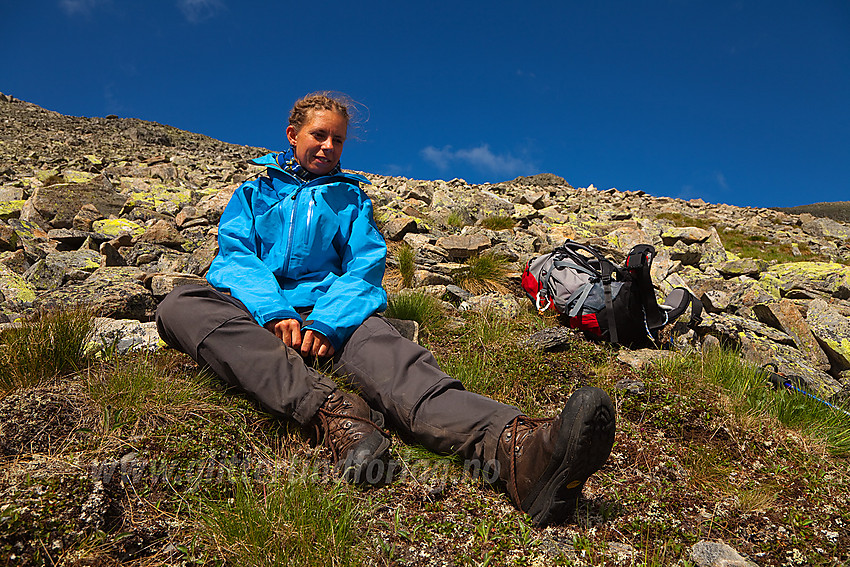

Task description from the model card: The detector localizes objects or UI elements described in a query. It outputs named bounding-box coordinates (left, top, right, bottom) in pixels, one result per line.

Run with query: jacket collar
left=250, top=152, right=371, bottom=186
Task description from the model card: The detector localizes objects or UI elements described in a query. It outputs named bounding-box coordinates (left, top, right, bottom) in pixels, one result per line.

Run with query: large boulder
left=806, top=298, right=850, bottom=372
left=766, top=262, right=850, bottom=300
left=752, top=299, right=831, bottom=371
left=738, top=329, right=844, bottom=398
left=23, top=175, right=127, bottom=229
left=34, top=266, right=156, bottom=320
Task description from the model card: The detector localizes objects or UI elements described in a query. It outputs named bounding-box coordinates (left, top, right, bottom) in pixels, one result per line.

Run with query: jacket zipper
left=281, top=186, right=304, bottom=278
left=281, top=179, right=325, bottom=278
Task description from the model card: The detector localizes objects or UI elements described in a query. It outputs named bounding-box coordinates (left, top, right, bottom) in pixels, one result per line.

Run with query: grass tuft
left=453, top=253, right=511, bottom=294
left=480, top=215, right=515, bottom=230
left=385, top=291, right=447, bottom=336
left=446, top=211, right=466, bottom=228
left=396, top=243, right=415, bottom=288
left=0, top=307, right=95, bottom=391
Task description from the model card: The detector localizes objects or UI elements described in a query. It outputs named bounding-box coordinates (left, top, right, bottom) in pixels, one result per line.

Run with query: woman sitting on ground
left=155, top=91, right=616, bottom=527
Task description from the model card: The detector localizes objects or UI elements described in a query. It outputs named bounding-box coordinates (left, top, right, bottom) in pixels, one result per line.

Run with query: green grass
left=396, top=243, right=415, bottom=288
left=720, top=228, right=829, bottom=263
left=480, top=215, right=515, bottom=230
left=453, top=252, right=511, bottom=294
left=4, top=307, right=850, bottom=566
left=656, top=348, right=850, bottom=456
left=446, top=211, right=466, bottom=228
left=86, top=352, right=223, bottom=428
left=0, top=307, right=95, bottom=390
left=197, top=475, right=366, bottom=567
left=385, top=290, right=447, bottom=336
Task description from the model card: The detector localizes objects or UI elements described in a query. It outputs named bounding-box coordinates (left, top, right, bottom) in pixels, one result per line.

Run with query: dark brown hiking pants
left=155, top=285, right=521, bottom=465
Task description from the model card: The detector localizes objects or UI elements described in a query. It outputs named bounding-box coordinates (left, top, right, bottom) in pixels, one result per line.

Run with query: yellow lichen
left=63, top=170, right=98, bottom=183
left=0, top=266, right=36, bottom=302
left=0, top=200, right=25, bottom=220
left=92, top=218, right=145, bottom=238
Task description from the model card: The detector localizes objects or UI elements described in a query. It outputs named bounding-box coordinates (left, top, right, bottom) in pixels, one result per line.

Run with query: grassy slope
left=1, top=307, right=849, bottom=566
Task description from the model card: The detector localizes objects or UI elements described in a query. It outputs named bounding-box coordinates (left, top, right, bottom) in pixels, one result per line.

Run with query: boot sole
left=338, top=430, right=392, bottom=486
left=521, top=386, right=615, bottom=527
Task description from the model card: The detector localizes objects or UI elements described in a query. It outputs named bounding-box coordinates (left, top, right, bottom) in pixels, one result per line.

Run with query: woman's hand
left=265, top=319, right=335, bottom=358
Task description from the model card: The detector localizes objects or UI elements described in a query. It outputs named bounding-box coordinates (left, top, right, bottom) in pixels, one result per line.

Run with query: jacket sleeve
left=206, top=180, right=301, bottom=326
left=302, top=193, right=387, bottom=349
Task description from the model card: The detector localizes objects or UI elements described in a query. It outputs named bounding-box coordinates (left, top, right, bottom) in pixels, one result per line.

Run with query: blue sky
left=3, top=1, right=848, bottom=208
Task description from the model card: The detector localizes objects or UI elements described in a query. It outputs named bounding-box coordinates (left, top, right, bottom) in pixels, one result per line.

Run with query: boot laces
left=504, top=416, right=552, bottom=507
left=313, top=395, right=390, bottom=463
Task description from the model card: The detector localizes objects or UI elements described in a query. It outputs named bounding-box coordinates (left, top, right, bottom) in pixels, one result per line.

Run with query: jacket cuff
left=257, top=308, right=301, bottom=328
left=302, top=320, right=342, bottom=351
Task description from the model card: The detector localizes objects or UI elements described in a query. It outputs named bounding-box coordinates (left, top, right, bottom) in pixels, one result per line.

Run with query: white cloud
left=177, top=0, right=226, bottom=23
left=420, top=144, right=529, bottom=178
left=715, top=171, right=729, bottom=191
left=59, top=0, right=109, bottom=15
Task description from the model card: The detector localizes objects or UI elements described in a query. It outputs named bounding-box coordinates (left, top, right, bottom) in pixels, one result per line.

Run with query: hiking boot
left=497, top=386, right=615, bottom=527
left=310, top=389, right=392, bottom=485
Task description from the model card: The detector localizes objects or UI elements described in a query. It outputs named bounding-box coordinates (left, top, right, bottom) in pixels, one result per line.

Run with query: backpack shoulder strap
left=625, top=244, right=666, bottom=330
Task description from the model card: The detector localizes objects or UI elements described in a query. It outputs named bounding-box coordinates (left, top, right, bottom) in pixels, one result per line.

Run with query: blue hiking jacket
left=206, top=152, right=387, bottom=350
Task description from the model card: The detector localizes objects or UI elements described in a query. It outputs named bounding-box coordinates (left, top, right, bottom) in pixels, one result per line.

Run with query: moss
left=92, top=218, right=146, bottom=238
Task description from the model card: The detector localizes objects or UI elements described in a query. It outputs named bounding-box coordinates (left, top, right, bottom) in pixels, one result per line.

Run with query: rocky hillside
left=1, top=92, right=850, bottom=565
left=2, top=91, right=847, bottom=403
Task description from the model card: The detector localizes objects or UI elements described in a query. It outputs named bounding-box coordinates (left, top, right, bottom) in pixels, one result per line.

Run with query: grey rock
left=459, top=293, right=520, bottom=318
left=718, top=258, right=769, bottom=278
left=690, top=540, right=758, bottom=567
left=806, top=298, right=850, bottom=371
left=149, top=272, right=209, bottom=297
left=25, top=175, right=126, bottom=229
left=383, top=217, right=418, bottom=241
left=661, top=226, right=712, bottom=245
left=766, top=262, right=850, bottom=300
left=435, top=233, right=491, bottom=259
left=139, top=219, right=185, bottom=248
left=752, top=299, right=830, bottom=370
left=89, top=317, right=161, bottom=356
left=701, top=290, right=731, bottom=313
left=34, top=266, right=155, bottom=320
left=615, top=377, right=646, bottom=395
left=99, top=242, right=127, bottom=267
left=384, top=317, right=419, bottom=343
left=739, top=329, right=844, bottom=398
left=520, top=326, right=574, bottom=351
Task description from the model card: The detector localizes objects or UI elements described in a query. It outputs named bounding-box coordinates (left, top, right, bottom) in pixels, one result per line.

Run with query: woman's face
left=286, top=109, right=347, bottom=176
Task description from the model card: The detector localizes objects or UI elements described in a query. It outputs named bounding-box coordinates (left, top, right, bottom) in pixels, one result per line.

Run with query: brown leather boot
left=310, top=389, right=392, bottom=485
left=497, top=386, right=615, bottom=527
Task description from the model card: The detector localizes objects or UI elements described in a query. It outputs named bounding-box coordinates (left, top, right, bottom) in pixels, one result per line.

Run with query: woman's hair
left=289, top=92, right=353, bottom=133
